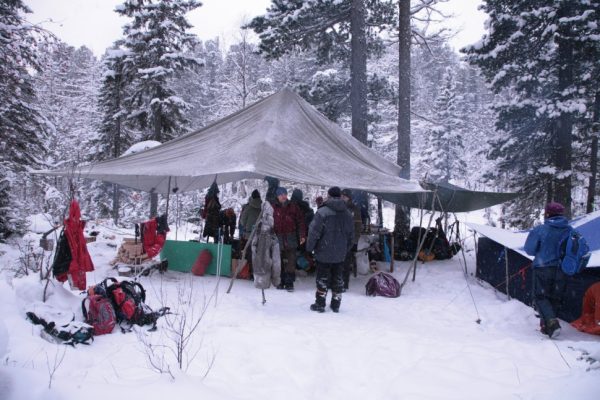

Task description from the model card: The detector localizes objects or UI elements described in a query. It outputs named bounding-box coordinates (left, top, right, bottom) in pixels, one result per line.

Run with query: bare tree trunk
left=150, top=111, right=162, bottom=217
left=587, top=92, right=599, bottom=214
left=394, top=0, right=411, bottom=237
left=350, top=0, right=368, bottom=145
left=553, top=4, right=574, bottom=218
left=112, top=184, right=120, bottom=224
left=150, top=190, right=158, bottom=218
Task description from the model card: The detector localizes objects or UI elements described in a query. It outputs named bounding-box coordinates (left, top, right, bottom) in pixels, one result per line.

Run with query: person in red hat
left=524, top=202, right=570, bottom=339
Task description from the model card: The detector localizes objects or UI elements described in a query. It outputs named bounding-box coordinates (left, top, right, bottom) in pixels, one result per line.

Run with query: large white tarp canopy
left=38, top=88, right=425, bottom=196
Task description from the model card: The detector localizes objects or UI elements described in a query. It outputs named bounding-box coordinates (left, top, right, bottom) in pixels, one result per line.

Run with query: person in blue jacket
left=524, top=202, right=570, bottom=339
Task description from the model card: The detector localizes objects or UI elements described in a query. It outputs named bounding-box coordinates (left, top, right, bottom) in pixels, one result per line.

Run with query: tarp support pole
left=504, top=246, right=510, bottom=300
left=390, top=234, right=395, bottom=272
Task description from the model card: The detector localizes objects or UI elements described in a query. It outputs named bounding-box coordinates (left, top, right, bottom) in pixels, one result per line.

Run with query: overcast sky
left=24, top=0, right=487, bottom=57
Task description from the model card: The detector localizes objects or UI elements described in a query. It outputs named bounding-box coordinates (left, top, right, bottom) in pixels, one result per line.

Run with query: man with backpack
left=306, top=186, right=354, bottom=313
left=524, top=202, right=571, bottom=339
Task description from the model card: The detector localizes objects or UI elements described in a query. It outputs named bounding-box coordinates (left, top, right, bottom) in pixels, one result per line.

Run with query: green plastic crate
left=159, top=240, right=231, bottom=276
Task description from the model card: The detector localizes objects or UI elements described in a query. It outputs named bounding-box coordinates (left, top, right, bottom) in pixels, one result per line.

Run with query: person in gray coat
left=251, top=201, right=281, bottom=289
left=240, top=189, right=262, bottom=240
left=306, top=186, right=354, bottom=313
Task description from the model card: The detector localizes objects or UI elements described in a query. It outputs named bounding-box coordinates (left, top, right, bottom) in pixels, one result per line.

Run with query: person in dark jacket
left=524, top=202, right=570, bottom=339
left=272, top=187, right=306, bottom=291
left=240, top=189, right=262, bottom=240
left=219, top=208, right=236, bottom=245
left=291, top=188, right=315, bottom=229
left=340, top=188, right=363, bottom=290
left=315, top=196, right=324, bottom=209
left=306, top=186, right=354, bottom=313
left=202, top=181, right=221, bottom=242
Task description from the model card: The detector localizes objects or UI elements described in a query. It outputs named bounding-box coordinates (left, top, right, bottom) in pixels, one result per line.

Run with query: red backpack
left=82, top=295, right=116, bottom=335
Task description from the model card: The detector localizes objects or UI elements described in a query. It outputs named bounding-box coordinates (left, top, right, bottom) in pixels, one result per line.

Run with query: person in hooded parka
left=251, top=201, right=281, bottom=289
left=202, top=181, right=222, bottom=242
left=291, top=188, right=315, bottom=230
left=306, top=186, right=354, bottom=313
left=241, top=189, right=263, bottom=240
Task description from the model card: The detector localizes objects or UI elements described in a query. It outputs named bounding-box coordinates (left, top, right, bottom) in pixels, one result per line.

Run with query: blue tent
left=468, top=211, right=600, bottom=322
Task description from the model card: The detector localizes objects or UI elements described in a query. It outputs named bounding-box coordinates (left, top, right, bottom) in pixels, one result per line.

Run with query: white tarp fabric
left=38, top=88, right=424, bottom=196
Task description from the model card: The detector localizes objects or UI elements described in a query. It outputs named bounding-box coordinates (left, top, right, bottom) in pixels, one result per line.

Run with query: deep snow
left=1, top=215, right=599, bottom=400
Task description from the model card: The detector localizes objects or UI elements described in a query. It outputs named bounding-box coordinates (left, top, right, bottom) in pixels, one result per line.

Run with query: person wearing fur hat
left=306, top=186, right=354, bottom=313
left=272, top=186, right=307, bottom=291
left=524, top=202, right=570, bottom=339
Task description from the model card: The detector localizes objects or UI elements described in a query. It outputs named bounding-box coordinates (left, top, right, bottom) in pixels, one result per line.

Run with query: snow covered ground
left=1, top=216, right=600, bottom=400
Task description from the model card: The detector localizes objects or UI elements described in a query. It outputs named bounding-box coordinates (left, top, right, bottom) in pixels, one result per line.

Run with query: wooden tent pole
left=413, top=194, right=425, bottom=282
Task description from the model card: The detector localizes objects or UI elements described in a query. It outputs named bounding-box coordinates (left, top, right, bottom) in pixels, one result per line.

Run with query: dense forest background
left=1, top=0, right=599, bottom=241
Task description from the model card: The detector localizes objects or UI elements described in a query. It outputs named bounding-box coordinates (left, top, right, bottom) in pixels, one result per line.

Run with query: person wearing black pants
left=524, top=202, right=570, bottom=339
left=306, top=187, right=354, bottom=313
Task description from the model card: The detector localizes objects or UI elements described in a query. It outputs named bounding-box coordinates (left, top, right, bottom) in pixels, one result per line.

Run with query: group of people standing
left=235, top=184, right=362, bottom=313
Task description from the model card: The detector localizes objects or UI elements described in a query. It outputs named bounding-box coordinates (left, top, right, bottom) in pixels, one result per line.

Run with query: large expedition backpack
left=82, top=294, right=116, bottom=335
left=91, top=278, right=168, bottom=331
left=558, top=228, right=591, bottom=276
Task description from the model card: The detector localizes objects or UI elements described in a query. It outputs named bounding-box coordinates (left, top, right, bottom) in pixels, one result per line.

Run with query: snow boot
left=277, top=272, right=288, bottom=290
left=286, top=272, right=295, bottom=292
left=546, top=318, right=561, bottom=339
left=310, top=290, right=326, bottom=313
left=330, top=293, right=342, bottom=313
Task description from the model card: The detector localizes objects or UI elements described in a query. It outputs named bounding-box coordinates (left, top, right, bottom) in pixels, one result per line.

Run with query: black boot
left=285, top=272, right=295, bottom=292
left=330, top=293, right=342, bottom=313
left=310, top=290, right=326, bottom=313
left=277, top=272, right=288, bottom=290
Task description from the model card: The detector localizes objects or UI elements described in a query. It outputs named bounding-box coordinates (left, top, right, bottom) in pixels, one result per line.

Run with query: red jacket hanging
left=56, top=200, right=94, bottom=290
left=141, top=217, right=168, bottom=258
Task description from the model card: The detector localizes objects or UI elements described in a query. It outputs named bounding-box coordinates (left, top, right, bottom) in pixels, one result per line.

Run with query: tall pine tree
left=0, top=0, right=48, bottom=240
left=115, top=0, right=202, bottom=216
left=464, top=0, right=600, bottom=223
left=421, top=67, right=466, bottom=183
left=116, top=0, right=202, bottom=143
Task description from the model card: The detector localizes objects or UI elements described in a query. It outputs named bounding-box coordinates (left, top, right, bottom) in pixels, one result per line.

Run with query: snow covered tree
left=221, top=30, right=271, bottom=112
left=0, top=0, right=49, bottom=240
left=115, top=0, right=202, bottom=216
left=421, top=68, right=466, bottom=183
left=36, top=43, right=101, bottom=168
left=85, top=45, right=136, bottom=222
left=247, top=0, right=395, bottom=145
left=92, top=46, right=134, bottom=161
left=173, top=38, right=223, bottom=129
left=464, top=0, right=600, bottom=222
left=115, top=0, right=202, bottom=143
